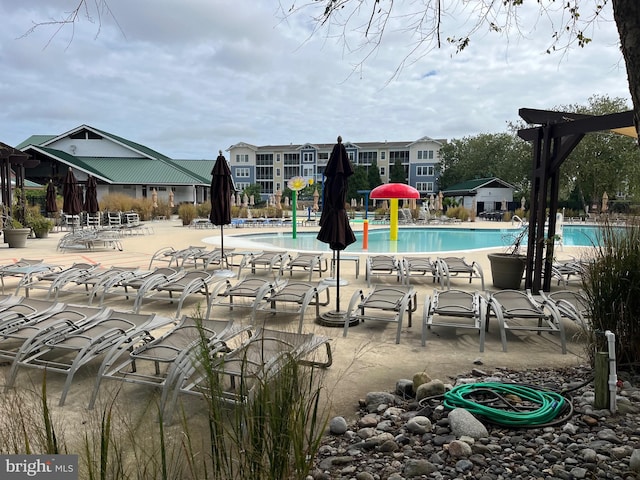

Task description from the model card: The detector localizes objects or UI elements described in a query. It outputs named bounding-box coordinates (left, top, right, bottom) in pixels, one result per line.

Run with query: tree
left=367, top=159, right=383, bottom=190
left=438, top=132, right=530, bottom=197
left=555, top=95, right=639, bottom=211
left=346, top=165, right=369, bottom=204
left=389, top=159, right=406, bottom=183
left=288, top=1, right=640, bottom=138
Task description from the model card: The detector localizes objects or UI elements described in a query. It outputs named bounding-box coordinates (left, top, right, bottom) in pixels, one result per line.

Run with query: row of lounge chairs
left=0, top=294, right=332, bottom=416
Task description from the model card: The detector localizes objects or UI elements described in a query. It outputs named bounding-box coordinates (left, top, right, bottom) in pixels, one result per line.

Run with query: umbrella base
left=317, top=310, right=358, bottom=328
left=322, top=278, right=349, bottom=287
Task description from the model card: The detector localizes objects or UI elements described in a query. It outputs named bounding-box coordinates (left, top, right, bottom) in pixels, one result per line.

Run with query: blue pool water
left=224, top=225, right=601, bottom=254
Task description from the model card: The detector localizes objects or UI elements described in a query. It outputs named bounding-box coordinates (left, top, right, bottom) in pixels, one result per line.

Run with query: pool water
left=227, top=225, right=601, bottom=254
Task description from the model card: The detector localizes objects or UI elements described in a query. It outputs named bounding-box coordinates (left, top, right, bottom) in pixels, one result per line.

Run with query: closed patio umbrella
left=45, top=180, right=57, bottom=216
left=63, top=168, right=82, bottom=229
left=317, top=136, right=356, bottom=324
left=209, top=150, right=235, bottom=269
left=84, top=175, right=99, bottom=214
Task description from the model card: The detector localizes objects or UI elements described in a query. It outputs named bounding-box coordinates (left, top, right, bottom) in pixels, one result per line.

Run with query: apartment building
left=228, top=136, right=445, bottom=200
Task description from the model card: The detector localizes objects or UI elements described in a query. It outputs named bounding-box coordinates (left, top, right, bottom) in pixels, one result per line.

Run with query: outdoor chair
left=551, top=258, right=587, bottom=286
left=48, top=266, right=141, bottom=303
left=488, top=289, right=566, bottom=354
left=94, top=267, right=183, bottom=306
left=242, top=251, right=288, bottom=278
left=422, top=289, right=487, bottom=351
left=253, top=280, right=330, bottom=333
left=0, top=304, right=114, bottom=363
left=5, top=309, right=174, bottom=406
left=166, top=327, right=332, bottom=420
left=18, top=262, right=100, bottom=299
left=133, top=270, right=226, bottom=316
left=344, top=285, right=417, bottom=344
left=365, top=255, right=404, bottom=287
left=282, top=253, right=328, bottom=281
left=0, top=259, right=61, bottom=295
left=148, top=246, right=207, bottom=269
left=539, top=289, right=590, bottom=329
left=88, top=316, right=247, bottom=411
left=438, top=256, right=485, bottom=290
left=402, top=256, right=443, bottom=286
left=208, top=277, right=276, bottom=314
left=0, top=297, right=67, bottom=332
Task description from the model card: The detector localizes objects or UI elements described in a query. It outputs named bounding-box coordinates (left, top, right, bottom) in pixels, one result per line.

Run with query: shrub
left=582, top=220, right=640, bottom=366
left=196, top=202, right=211, bottom=218
left=178, top=203, right=197, bottom=225
left=445, top=206, right=470, bottom=221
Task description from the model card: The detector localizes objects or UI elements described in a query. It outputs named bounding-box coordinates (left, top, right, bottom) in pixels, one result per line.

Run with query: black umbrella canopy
left=317, top=136, right=356, bottom=318
left=63, top=167, right=82, bottom=216
left=209, top=151, right=235, bottom=267
left=45, top=180, right=57, bottom=215
left=84, top=175, right=99, bottom=214
left=209, top=151, right=234, bottom=226
left=317, top=136, right=356, bottom=251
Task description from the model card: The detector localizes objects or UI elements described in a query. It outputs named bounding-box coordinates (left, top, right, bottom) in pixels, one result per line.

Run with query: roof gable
left=443, top=177, right=514, bottom=193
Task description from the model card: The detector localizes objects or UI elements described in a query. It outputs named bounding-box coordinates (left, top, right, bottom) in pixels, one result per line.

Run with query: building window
left=302, top=152, right=314, bottom=163
left=416, top=182, right=434, bottom=193
left=236, top=182, right=250, bottom=191
left=381, top=152, right=386, bottom=160
left=236, top=167, right=250, bottom=178
left=417, top=150, right=434, bottom=160
left=235, top=154, right=249, bottom=163
left=256, top=153, right=273, bottom=165
left=276, top=154, right=281, bottom=162
left=276, top=168, right=281, bottom=177
left=416, top=166, right=434, bottom=176
left=379, top=167, right=386, bottom=176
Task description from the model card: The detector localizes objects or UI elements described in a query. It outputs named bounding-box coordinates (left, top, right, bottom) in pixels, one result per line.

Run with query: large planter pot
left=3, top=228, right=31, bottom=248
left=487, top=253, right=526, bottom=290
left=33, top=228, right=50, bottom=239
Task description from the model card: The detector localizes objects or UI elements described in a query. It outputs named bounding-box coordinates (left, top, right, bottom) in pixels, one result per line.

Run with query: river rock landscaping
left=309, top=364, right=640, bottom=480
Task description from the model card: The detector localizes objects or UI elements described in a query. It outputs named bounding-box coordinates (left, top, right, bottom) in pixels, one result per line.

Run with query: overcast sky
left=0, top=1, right=631, bottom=159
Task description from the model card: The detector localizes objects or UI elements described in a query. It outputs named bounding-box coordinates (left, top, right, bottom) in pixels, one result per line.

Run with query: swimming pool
left=213, top=225, right=601, bottom=254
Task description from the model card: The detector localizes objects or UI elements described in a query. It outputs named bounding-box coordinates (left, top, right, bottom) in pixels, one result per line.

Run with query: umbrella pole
left=336, top=249, right=340, bottom=312
left=220, top=225, right=224, bottom=270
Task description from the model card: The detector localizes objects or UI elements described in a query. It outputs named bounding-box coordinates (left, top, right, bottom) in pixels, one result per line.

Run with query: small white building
left=441, top=177, right=515, bottom=214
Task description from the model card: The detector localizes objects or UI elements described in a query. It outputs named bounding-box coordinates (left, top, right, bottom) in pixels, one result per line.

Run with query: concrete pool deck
left=0, top=218, right=592, bottom=419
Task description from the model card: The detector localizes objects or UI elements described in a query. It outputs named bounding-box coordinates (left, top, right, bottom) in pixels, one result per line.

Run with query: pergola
left=0, top=142, right=39, bottom=226
left=517, top=108, right=637, bottom=293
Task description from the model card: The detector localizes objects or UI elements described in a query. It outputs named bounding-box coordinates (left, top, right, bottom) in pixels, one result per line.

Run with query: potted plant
left=3, top=217, right=31, bottom=248
left=487, top=227, right=527, bottom=289
left=28, top=215, right=55, bottom=239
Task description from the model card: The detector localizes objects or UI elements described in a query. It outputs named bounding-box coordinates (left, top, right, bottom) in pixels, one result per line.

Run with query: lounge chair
left=551, top=258, right=587, bottom=286
left=167, top=327, right=332, bottom=417
left=5, top=309, right=174, bottom=406
left=242, top=251, right=288, bottom=278
left=50, top=266, right=142, bottom=303
left=402, top=256, right=443, bottom=286
left=148, top=246, right=207, bottom=269
left=0, top=297, right=67, bottom=331
left=344, top=285, right=417, bottom=344
left=88, top=316, right=246, bottom=410
left=365, top=255, right=404, bottom=287
left=438, top=256, right=485, bottom=290
left=208, top=277, right=276, bottom=313
left=0, top=304, right=113, bottom=363
left=539, top=290, right=590, bottom=329
left=488, top=289, right=566, bottom=354
left=18, top=262, right=100, bottom=299
left=253, top=280, right=330, bottom=333
left=282, top=253, right=328, bottom=281
left=422, top=289, right=487, bottom=351
left=95, top=267, right=182, bottom=306
left=133, top=270, right=226, bottom=316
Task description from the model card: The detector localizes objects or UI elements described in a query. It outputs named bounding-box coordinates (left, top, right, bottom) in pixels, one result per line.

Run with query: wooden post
left=594, top=351, right=609, bottom=409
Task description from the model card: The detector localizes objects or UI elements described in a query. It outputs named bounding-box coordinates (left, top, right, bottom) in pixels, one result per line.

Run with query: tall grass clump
left=582, top=219, right=640, bottom=366
left=184, top=319, right=329, bottom=479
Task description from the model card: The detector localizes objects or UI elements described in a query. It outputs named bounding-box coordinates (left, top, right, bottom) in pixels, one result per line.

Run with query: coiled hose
left=441, top=382, right=573, bottom=427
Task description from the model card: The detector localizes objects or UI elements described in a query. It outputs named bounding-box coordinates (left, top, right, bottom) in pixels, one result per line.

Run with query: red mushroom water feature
left=370, top=183, right=420, bottom=241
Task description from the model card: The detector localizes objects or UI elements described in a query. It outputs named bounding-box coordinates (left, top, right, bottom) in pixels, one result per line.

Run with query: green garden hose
left=442, top=382, right=570, bottom=427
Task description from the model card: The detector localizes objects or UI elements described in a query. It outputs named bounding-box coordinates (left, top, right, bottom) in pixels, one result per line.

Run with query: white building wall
left=47, top=138, right=141, bottom=158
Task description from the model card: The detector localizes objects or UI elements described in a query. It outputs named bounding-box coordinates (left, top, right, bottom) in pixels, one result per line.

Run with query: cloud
left=0, top=1, right=631, bottom=159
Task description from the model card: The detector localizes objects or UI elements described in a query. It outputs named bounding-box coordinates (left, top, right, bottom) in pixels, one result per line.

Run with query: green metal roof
left=15, top=135, right=56, bottom=150
left=176, top=159, right=214, bottom=182
left=443, top=177, right=514, bottom=194
left=78, top=157, right=208, bottom=185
